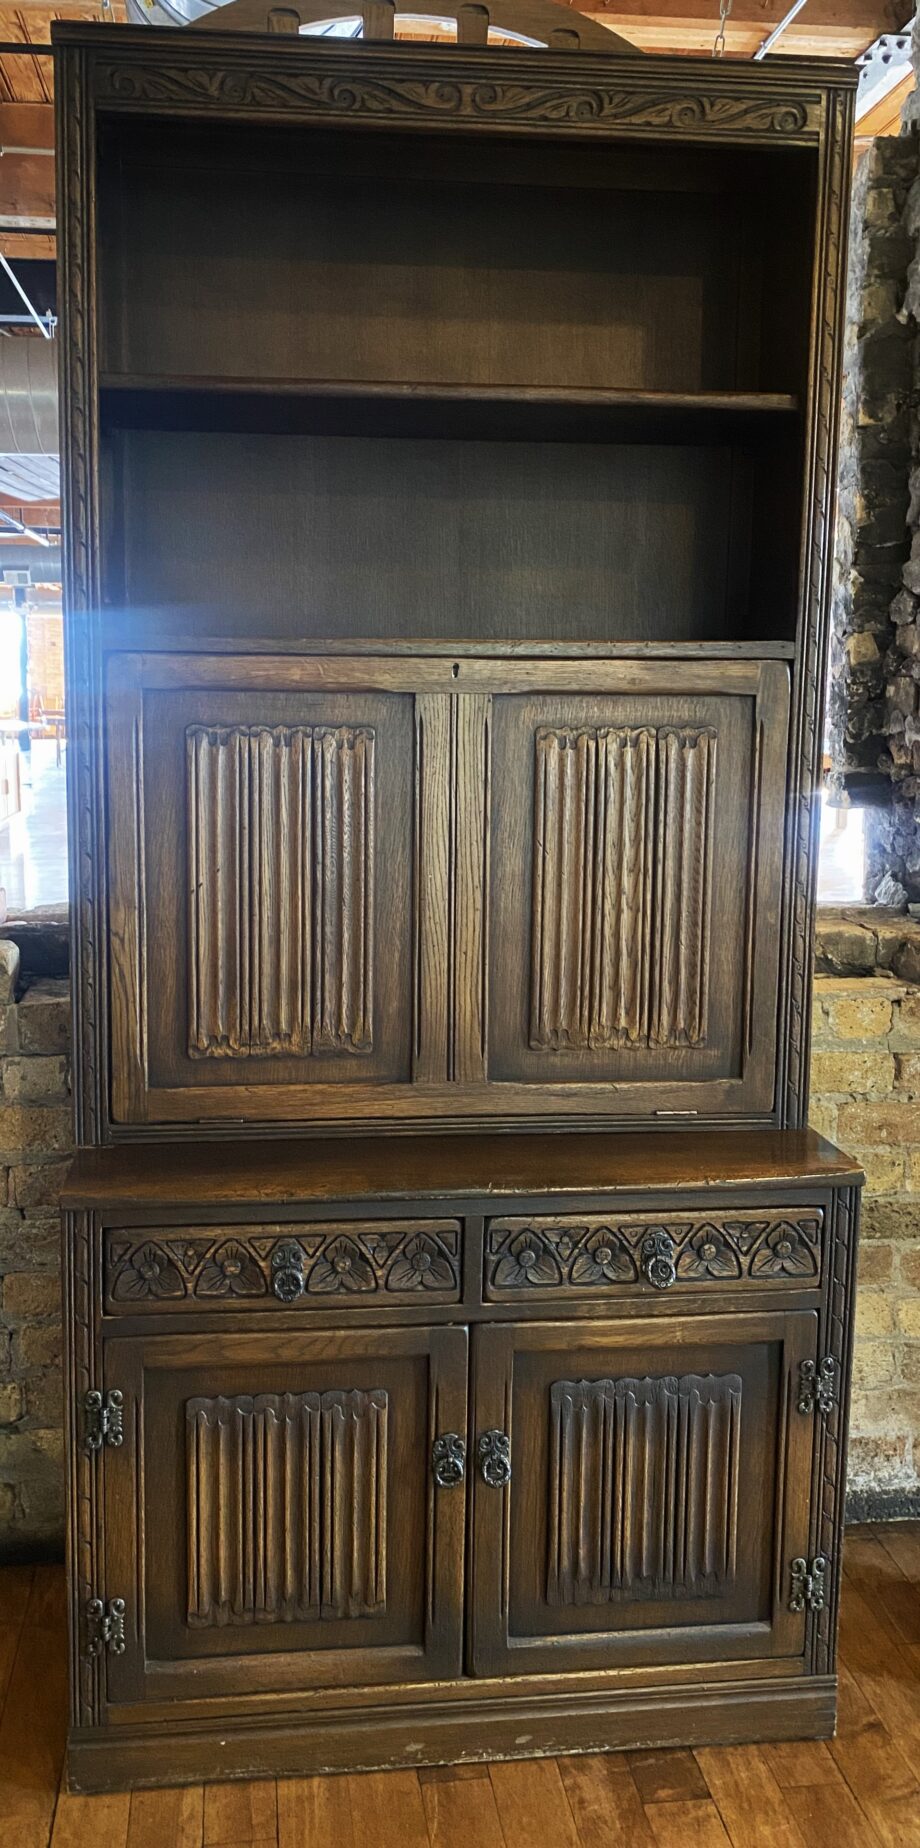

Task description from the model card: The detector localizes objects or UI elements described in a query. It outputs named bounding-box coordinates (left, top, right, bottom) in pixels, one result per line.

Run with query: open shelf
left=99, top=375, right=800, bottom=445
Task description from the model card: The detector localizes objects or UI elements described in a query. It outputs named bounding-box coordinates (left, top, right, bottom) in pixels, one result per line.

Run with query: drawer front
left=484, top=1208, right=823, bottom=1304
left=104, top=1219, right=463, bottom=1313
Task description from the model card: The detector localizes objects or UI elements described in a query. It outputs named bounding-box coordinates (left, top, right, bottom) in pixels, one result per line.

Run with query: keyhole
left=451, top=662, right=460, bottom=679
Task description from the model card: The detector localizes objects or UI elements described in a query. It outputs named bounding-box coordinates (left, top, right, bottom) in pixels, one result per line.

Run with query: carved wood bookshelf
left=55, top=4, right=862, bottom=1794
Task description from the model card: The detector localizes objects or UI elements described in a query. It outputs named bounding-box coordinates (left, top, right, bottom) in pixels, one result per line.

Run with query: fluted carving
left=187, top=723, right=374, bottom=1058
left=530, top=725, right=716, bottom=1050
left=186, top=1388, right=388, bottom=1626
left=547, top=1373, right=741, bottom=1607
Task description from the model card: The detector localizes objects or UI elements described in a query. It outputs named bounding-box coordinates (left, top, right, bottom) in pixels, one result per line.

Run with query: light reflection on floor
left=0, top=737, right=68, bottom=913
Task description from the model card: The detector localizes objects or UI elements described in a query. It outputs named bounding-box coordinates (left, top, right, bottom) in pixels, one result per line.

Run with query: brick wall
left=0, top=943, right=73, bottom=1559
left=0, top=938, right=918, bottom=1556
left=810, top=971, right=920, bottom=1516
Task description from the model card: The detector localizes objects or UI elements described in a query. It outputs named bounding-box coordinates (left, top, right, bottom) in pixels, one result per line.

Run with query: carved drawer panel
left=484, top=1209, right=823, bottom=1302
left=104, top=1219, right=462, bottom=1312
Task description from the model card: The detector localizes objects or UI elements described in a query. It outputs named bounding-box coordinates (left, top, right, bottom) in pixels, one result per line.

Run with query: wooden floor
left=2, top=1525, right=920, bottom=1847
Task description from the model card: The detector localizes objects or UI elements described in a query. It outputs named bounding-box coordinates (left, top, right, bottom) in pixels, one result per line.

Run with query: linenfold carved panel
left=530, top=725, right=716, bottom=1051
left=547, top=1373, right=742, bottom=1607
left=185, top=1388, right=388, bottom=1626
left=187, top=723, right=374, bottom=1058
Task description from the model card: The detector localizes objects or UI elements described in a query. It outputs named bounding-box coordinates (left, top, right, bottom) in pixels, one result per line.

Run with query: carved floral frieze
left=486, top=1211, right=823, bottom=1294
left=106, top=1221, right=461, bottom=1308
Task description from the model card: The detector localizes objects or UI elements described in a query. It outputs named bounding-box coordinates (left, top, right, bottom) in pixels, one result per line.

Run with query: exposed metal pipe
left=752, top=0, right=808, bottom=61
left=0, top=339, right=57, bottom=452
left=0, top=508, right=51, bottom=548
left=0, top=254, right=52, bottom=339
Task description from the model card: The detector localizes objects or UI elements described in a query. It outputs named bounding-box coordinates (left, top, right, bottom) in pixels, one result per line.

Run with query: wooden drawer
left=483, top=1208, right=824, bottom=1304
left=103, top=1218, right=463, bottom=1313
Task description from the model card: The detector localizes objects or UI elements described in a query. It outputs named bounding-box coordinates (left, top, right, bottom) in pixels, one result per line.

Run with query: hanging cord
left=713, top=0, right=733, bottom=57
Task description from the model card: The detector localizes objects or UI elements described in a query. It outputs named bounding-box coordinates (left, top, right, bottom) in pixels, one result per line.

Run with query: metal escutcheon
left=271, top=1240, right=306, bottom=1303
left=478, top=1428, right=511, bottom=1487
left=641, top=1228, right=677, bottom=1290
left=432, top=1433, right=466, bottom=1488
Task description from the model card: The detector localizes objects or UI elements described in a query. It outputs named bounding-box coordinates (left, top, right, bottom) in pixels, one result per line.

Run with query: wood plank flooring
left=1, top=1525, right=918, bottom=1848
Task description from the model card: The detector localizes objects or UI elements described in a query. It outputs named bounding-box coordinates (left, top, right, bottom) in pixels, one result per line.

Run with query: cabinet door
left=486, top=660, right=789, bottom=1118
left=107, top=653, right=417, bottom=1123
left=470, top=1311, right=816, bottom=1678
left=101, top=1325, right=466, bottom=1710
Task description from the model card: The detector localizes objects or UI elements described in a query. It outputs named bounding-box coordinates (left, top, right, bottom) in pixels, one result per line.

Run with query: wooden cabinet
left=63, top=1134, right=861, bottom=1783
left=106, top=652, right=788, bottom=1127
left=58, top=5, right=860, bottom=1795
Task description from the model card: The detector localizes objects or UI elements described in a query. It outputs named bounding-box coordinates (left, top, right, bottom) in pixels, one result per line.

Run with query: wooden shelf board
left=99, top=374, right=800, bottom=443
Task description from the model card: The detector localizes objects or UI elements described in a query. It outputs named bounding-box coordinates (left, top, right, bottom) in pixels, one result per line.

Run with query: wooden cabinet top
left=63, top=1129, right=862, bottom=1208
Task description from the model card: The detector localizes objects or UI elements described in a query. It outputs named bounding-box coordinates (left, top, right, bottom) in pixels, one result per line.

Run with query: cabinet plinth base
left=67, top=1675, right=837, bottom=1794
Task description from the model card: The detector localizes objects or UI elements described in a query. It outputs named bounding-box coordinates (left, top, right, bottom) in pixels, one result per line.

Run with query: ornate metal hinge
left=789, top=1555, right=827, bottom=1614
left=83, top=1388, right=124, bottom=1453
left=478, top=1429, right=512, bottom=1487
left=641, top=1229, right=677, bottom=1291
left=85, top=1596, right=126, bottom=1657
left=797, top=1357, right=838, bottom=1418
left=432, top=1433, right=466, bottom=1487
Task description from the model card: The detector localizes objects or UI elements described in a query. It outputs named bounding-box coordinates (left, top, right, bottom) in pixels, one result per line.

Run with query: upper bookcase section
left=98, top=122, right=815, bottom=407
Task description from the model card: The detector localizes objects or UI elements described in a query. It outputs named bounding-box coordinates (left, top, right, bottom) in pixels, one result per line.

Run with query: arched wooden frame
left=196, top=0, right=638, bottom=54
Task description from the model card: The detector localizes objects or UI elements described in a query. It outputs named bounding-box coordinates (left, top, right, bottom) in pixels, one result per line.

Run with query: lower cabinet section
left=64, top=1148, right=861, bottom=1790
left=93, top=1310, right=821, bottom=1718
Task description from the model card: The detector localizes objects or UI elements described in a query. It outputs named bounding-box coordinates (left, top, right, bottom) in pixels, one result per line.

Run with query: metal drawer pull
left=478, top=1428, right=511, bottom=1487
left=432, top=1433, right=466, bottom=1487
left=641, top=1229, right=677, bottom=1290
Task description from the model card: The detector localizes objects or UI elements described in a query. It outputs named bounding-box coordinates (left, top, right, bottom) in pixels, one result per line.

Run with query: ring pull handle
left=432, top=1433, right=466, bottom=1488
left=478, top=1429, right=511, bottom=1487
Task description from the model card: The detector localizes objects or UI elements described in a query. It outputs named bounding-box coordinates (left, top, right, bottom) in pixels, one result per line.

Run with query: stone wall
left=831, top=107, right=920, bottom=903
left=0, top=943, right=72, bottom=1559
left=0, top=933, right=918, bottom=1557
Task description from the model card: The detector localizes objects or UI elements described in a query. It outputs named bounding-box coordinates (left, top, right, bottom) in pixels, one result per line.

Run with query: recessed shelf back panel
left=103, top=427, right=798, bottom=647
left=99, top=122, right=815, bottom=400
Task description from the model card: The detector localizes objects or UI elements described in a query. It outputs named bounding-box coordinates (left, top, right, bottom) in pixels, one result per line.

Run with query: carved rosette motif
left=188, top=722, right=375, bottom=1059
left=92, top=59, right=819, bottom=141
left=486, top=1211, right=823, bottom=1295
left=548, top=1373, right=742, bottom=1606
left=530, top=725, right=716, bottom=1052
left=186, top=1388, right=388, bottom=1625
left=106, top=1221, right=461, bottom=1307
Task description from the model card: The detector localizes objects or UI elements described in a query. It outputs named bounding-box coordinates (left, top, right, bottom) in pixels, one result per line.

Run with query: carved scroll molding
left=187, top=723, right=374, bottom=1058
left=92, top=53, right=822, bottom=143
left=813, top=1184, right=860, bottom=1674
left=486, top=1210, right=823, bottom=1296
left=106, top=1220, right=461, bottom=1308
left=59, top=47, right=105, bottom=1142
left=186, top=1388, right=388, bottom=1625
left=530, top=725, right=716, bottom=1053
left=548, top=1373, right=742, bottom=1606
left=64, top=1211, right=101, bottom=1727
